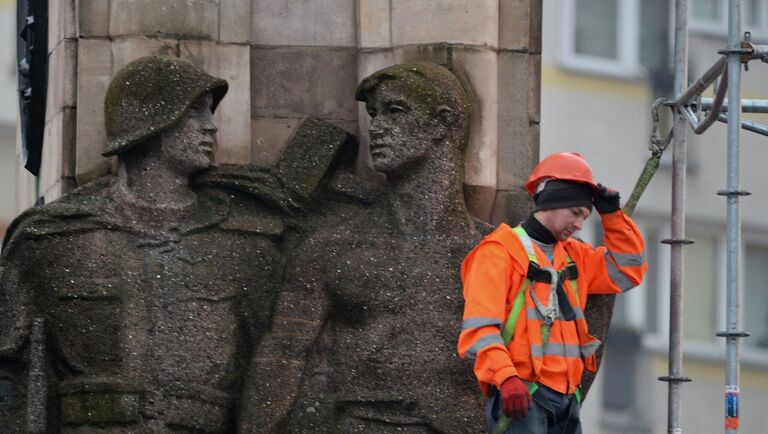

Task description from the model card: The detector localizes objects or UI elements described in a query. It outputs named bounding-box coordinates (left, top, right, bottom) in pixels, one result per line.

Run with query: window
left=561, top=0, right=642, bottom=77
left=641, top=220, right=768, bottom=365
left=744, top=243, right=768, bottom=350
left=690, top=0, right=768, bottom=39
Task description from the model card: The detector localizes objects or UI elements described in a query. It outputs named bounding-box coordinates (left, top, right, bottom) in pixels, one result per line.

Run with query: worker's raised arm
left=574, top=207, right=648, bottom=295
left=457, top=241, right=523, bottom=392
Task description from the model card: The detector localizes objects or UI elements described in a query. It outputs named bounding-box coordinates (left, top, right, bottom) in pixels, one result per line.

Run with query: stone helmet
left=102, top=55, right=229, bottom=157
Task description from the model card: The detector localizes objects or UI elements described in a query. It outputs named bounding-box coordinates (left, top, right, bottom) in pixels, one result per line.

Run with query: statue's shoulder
left=471, top=217, right=495, bottom=237
left=2, top=177, right=118, bottom=254
left=215, top=190, right=288, bottom=239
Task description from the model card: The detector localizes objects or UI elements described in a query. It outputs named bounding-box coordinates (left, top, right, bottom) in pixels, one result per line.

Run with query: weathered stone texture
left=357, top=0, right=391, bottom=48
left=109, top=0, right=219, bottom=39
left=464, top=184, right=497, bottom=223
left=251, top=117, right=300, bottom=167
left=243, top=62, right=486, bottom=433
left=529, top=0, right=543, bottom=54
left=251, top=47, right=359, bottom=120
left=499, top=0, right=542, bottom=52
left=181, top=42, right=252, bottom=164
left=251, top=0, right=357, bottom=47
left=497, top=51, right=539, bottom=190
left=75, top=39, right=113, bottom=184
left=391, top=0, right=499, bottom=47
left=490, top=189, right=533, bottom=226
left=78, top=0, right=110, bottom=37
left=41, top=108, right=76, bottom=196
left=528, top=53, right=542, bottom=123
left=357, top=50, right=400, bottom=82
left=47, top=0, right=76, bottom=53
left=452, top=47, right=498, bottom=189
left=3, top=57, right=300, bottom=432
left=110, top=37, right=178, bottom=72
left=45, top=39, right=77, bottom=124
left=15, top=154, right=36, bottom=213
left=499, top=0, right=532, bottom=50
left=355, top=44, right=501, bottom=192
left=219, top=0, right=251, bottom=43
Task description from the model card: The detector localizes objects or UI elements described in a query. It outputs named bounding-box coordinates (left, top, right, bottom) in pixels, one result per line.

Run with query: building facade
left=0, top=0, right=18, bottom=237
left=542, top=1, right=768, bottom=432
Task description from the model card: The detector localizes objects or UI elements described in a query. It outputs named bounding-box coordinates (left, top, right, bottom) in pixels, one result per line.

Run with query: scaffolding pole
left=659, top=1, right=692, bottom=433
left=643, top=2, right=768, bottom=432
left=717, top=1, right=750, bottom=433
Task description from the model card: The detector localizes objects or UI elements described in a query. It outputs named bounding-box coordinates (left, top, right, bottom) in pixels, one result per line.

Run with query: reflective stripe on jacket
left=457, top=210, right=647, bottom=397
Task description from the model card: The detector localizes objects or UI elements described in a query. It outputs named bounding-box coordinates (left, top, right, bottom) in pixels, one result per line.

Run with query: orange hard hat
left=525, top=152, right=597, bottom=195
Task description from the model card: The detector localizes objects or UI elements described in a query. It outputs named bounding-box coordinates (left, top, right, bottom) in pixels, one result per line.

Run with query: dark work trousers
left=486, top=384, right=582, bottom=434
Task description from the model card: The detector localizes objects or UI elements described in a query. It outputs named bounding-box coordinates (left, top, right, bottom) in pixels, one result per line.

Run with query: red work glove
left=499, top=376, right=532, bottom=420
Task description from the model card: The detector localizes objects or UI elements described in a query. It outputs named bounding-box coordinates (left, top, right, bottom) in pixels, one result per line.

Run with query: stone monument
left=242, top=62, right=489, bottom=433
left=1, top=54, right=592, bottom=433
left=0, top=56, right=290, bottom=433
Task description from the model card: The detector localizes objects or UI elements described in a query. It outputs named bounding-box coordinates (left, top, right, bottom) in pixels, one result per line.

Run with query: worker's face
left=538, top=207, right=591, bottom=241
left=365, top=81, right=436, bottom=175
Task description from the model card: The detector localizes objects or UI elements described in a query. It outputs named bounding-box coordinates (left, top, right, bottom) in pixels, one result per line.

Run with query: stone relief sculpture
left=242, top=62, right=488, bottom=433
left=0, top=55, right=341, bottom=433
left=0, top=55, right=616, bottom=433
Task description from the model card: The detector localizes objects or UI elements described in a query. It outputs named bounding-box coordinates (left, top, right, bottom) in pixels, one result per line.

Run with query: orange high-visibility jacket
left=457, top=211, right=647, bottom=396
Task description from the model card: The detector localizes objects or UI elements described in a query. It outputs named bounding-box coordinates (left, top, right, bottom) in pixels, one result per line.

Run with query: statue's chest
left=324, top=234, right=464, bottom=317
left=42, top=228, right=280, bottom=374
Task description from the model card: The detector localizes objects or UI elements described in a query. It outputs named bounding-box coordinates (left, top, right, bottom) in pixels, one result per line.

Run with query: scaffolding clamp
left=658, top=375, right=693, bottom=383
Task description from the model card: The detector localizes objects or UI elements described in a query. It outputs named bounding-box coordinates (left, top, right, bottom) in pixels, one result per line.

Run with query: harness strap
left=501, top=226, right=583, bottom=400
left=528, top=261, right=579, bottom=321
left=505, top=227, right=580, bottom=346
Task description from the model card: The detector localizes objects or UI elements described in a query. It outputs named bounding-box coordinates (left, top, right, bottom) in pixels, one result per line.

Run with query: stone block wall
left=27, top=0, right=542, bottom=225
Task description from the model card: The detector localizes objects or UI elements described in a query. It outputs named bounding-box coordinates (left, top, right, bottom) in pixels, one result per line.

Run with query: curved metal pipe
left=694, top=67, right=728, bottom=134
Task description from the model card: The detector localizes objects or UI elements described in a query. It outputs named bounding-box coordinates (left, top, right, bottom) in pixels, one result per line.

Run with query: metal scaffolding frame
left=646, top=1, right=768, bottom=432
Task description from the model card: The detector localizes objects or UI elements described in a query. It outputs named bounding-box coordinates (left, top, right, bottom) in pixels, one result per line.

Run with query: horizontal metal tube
left=702, top=98, right=768, bottom=113
left=675, top=56, right=727, bottom=106
left=743, top=42, right=768, bottom=62
left=717, top=113, right=768, bottom=136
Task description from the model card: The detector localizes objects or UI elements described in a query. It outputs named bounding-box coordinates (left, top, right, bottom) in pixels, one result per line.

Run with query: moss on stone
left=103, top=55, right=229, bottom=157
left=355, top=62, right=470, bottom=144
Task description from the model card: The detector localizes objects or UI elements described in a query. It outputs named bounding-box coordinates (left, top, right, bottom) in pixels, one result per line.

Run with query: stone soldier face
left=365, top=81, right=441, bottom=175
left=159, top=92, right=218, bottom=174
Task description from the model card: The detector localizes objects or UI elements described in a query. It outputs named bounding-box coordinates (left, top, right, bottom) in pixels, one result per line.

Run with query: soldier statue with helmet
left=0, top=55, right=293, bottom=433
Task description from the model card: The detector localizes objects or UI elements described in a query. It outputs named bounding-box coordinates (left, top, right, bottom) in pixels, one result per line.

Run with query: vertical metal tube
left=724, top=1, right=743, bottom=433
left=668, top=1, right=689, bottom=433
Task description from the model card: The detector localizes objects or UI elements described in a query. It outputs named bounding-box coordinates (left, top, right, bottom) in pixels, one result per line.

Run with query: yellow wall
left=541, top=64, right=648, bottom=99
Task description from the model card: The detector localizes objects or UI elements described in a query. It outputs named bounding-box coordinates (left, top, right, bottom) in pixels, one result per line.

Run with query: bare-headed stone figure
left=243, top=62, right=488, bottom=433
left=0, top=56, right=286, bottom=433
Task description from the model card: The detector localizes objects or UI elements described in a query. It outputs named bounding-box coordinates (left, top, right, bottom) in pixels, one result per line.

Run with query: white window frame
left=689, top=0, right=768, bottom=41
left=560, top=0, right=643, bottom=78
left=740, top=229, right=768, bottom=363
left=641, top=219, right=768, bottom=367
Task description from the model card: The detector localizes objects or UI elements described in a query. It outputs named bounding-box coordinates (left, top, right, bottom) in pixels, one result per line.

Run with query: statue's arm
left=237, top=248, right=329, bottom=433
left=0, top=248, right=33, bottom=433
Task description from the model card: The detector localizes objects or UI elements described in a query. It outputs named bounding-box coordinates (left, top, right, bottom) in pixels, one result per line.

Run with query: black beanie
left=533, top=179, right=594, bottom=212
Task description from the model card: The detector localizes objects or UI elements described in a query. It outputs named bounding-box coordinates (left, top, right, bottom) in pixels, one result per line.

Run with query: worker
left=457, top=152, right=648, bottom=434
